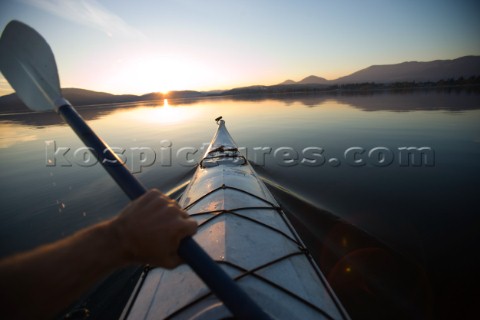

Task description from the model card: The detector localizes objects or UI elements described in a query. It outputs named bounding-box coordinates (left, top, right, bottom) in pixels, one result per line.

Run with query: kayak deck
left=121, top=118, right=349, bottom=320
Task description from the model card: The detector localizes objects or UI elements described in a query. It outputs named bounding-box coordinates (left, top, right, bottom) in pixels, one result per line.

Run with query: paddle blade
left=0, top=20, right=62, bottom=111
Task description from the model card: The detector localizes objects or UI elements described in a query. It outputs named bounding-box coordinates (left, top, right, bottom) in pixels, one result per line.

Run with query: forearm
left=0, top=189, right=197, bottom=319
left=0, top=220, right=126, bottom=319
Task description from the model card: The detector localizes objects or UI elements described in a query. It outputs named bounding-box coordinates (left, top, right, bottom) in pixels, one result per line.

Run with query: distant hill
left=222, top=83, right=330, bottom=96
left=278, top=56, right=480, bottom=85
left=63, top=88, right=139, bottom=103
left=279, top=79, right=296, bottom=85
left=334, top=56, right=480, bottom=84
left=278, top=75, right=329, bottom=85
left=166, top=90, right=205, bottom=99
left=0, top=87, right=214, bottom=113
left=298, top=75, right=329, bottom=84
left=222, top=85, right=270, bottom=96
left=0, top=88, right=142, bottom=113
left=139, top=92, right=164, bottom=101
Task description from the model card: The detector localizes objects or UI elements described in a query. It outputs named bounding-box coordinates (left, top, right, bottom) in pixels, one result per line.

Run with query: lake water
left=1, top=90, right=479, bottom=319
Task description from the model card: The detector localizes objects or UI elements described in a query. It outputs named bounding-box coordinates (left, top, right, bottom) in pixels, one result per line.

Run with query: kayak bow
left=121, top=117, right=350, bottom=320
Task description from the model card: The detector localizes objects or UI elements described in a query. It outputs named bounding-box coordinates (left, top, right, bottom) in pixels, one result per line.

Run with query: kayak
left=120, top=117, right=350, bottom=320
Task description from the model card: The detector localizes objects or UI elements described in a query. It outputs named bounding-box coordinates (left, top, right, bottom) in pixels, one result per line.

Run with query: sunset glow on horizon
left=1, top=0, right=479, bottom=96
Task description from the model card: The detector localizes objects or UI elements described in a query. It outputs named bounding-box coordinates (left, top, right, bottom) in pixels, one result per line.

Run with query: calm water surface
left=1, top=91, right=479, bottom=319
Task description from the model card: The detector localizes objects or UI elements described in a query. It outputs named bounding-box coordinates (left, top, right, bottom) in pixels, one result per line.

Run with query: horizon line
left=1, top=54, right=479, bottom=98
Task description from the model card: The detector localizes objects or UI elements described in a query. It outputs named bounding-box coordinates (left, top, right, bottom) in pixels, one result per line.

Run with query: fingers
left=181, top=217, right=198, bottom=237
left=178, top=209, right=190, bottom=219
left=141, top=189, right=183, bottom=213
left=136, top=189, right=192, bottom=228
left=151, top=195, right=192, bottom=223
left=118, top=189, right=197, bottom=268
left=165, top=217, right=197, bottom=269
left=163, top=252, right=183, bottom=269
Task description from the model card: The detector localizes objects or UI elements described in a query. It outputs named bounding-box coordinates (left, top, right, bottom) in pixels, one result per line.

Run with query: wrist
left=95, top=220, right=132, bottom=267
left=106, top=217, right=136, bottom=265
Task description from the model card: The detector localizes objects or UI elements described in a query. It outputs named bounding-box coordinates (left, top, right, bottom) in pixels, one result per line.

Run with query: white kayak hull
left=121, top=118, right=349, bottom=320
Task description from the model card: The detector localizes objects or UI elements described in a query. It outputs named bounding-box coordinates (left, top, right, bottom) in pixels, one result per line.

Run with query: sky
left=0, top=0, right=479, bottom=96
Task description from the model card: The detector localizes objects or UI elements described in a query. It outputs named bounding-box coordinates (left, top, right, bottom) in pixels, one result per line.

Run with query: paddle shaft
left=57, top=104, right=271, bottom=320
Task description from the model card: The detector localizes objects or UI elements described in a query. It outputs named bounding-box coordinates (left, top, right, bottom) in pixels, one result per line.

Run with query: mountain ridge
left=281, top=56, right=480, bottom=85
left=333, top=55, right=480, bottom=83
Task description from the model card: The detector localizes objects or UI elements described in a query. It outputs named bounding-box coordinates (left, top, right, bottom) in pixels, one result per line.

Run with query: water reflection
left=109, top=99, right=201, bottom=125
left=223, top=89, right=480, bottom=112
left=1, top=90, right=479, bottom=128
left=0, top=122, right=38, bottom=148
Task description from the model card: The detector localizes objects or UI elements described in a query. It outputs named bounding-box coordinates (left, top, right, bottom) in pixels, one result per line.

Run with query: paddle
left=0, top=20, right=271, bottom=320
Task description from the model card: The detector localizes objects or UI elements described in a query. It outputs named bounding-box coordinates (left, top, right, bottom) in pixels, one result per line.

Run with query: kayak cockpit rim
left=200, top=116, right=247, bottom=168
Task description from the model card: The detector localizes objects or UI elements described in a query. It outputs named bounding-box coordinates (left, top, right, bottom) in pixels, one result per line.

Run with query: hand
left=110, top=189, right=197, bottom=269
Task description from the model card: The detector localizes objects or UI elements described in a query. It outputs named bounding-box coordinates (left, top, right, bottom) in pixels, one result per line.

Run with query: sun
left=104, top=54, right=214, bottom=95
